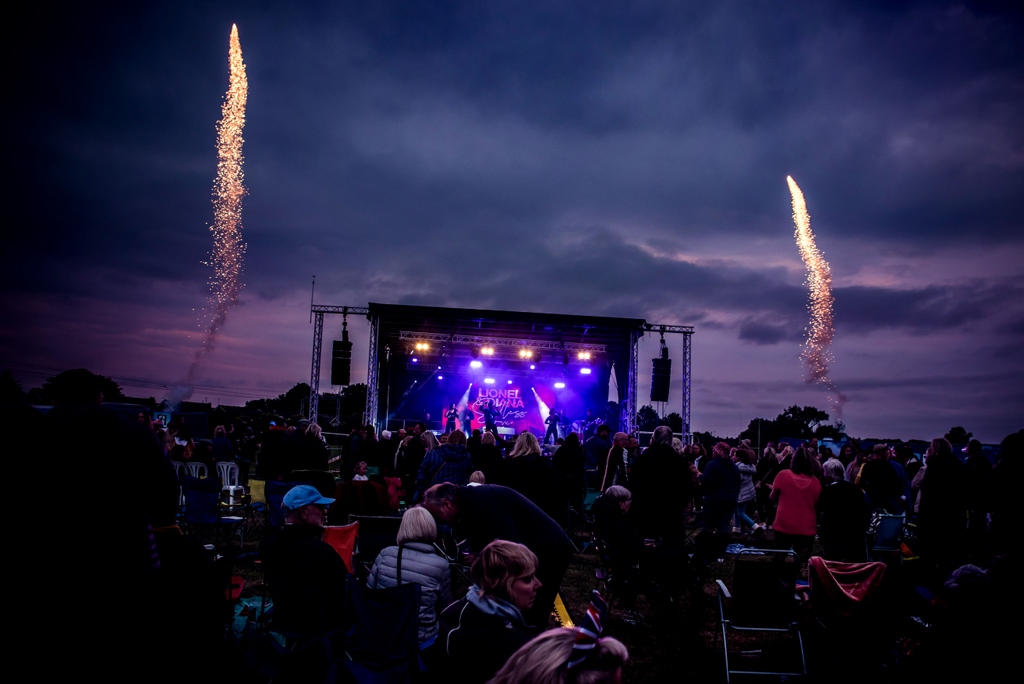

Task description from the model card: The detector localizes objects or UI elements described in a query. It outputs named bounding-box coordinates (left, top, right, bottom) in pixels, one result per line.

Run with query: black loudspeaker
left=331, top=337, right=353, bottom=386
left=650, top=357, right=671, bottom=402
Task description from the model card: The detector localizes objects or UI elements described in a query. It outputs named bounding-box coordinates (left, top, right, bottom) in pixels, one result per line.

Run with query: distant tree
left=337, top=383, right=368, bottom=428
left=739, top=418, right=782, bottom=449
left=692, top=430, right=727, bottom=449
left=944, top=426, right=972, bottom=445
left=280, top=383, right=312, bottom=417
left=665, top=412, right=684, bottom=434
left=814, top=422, right=846, bottom=441
left=40, top=368, right=125, bottom=405
left=776, top=405, right=829, bottom=440
left=0, top=370, right=27, bottom=404
left=736, top=405, right=832, bottom=446
left=636, top=405, right=659, bottom=432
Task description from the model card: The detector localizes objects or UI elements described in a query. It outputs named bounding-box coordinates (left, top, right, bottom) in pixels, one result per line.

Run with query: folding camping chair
left=868, top=513, right=907, bottom=567
left=716, top=548, right=806, bottom=683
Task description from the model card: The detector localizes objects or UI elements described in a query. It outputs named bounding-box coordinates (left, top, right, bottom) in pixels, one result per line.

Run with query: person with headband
left=490, top=591, right=629, bottom=684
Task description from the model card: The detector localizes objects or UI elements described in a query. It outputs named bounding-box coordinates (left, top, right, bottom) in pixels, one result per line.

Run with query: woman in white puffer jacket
left=368, top=506, right=452, bottom=644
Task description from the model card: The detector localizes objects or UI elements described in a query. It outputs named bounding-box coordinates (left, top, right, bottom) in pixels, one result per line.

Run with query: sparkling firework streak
left=180, top=25, right=248, bottom=394
left=787, top=175, right=846, bottom=414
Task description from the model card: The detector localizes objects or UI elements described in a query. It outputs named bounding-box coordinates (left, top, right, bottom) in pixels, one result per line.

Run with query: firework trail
left=787, top=175, right=846, bottom=415
left=171, top=25, right=247, bottom=404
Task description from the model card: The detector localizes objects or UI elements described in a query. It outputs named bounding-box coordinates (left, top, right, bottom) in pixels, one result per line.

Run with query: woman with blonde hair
left=509, top=431, right=542, bottom=458
left=422, top=430, right=439, bottom=452
left=438, top=540, right=542, bottom=682
left=368, top=506, right=451, bottom=644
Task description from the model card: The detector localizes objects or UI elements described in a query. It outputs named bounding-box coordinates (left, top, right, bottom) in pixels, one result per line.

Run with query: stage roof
left=368, top=302, right=647, bottom=355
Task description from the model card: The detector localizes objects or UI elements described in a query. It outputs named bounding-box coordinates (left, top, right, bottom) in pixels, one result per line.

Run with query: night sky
left=5, top=2, right=1022, bottom=442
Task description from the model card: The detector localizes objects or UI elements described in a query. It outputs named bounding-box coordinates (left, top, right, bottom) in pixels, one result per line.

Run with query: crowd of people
left=19, top=375, right=1018, bottom=682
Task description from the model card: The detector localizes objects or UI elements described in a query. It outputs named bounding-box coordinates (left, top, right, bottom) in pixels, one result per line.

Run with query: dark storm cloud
left=738, top=318, right=801, bottom=346
left=836, top=278, right=1024, bottom=334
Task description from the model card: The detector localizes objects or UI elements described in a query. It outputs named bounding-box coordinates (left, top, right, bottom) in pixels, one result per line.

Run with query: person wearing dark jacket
left=818, top=459, right=869, bottom=561
left=552, top=432, right=586, bottom=521
left=504, top=432, right=566, bottom=522
left=471, top=431, right=506, bottom=485
left=628, top=426, right=692, bottom=546
left=258, top=485, right=347, bottom=639
left=414, top=429, right=474, bottom=501
left=437, top=540, right=541, bottom=683
left=699, top=442, right=741, bottom=534
left=754, top=443, right=792, bottom=527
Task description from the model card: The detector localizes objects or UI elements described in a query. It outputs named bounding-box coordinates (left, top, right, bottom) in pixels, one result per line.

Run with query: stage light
left=580, top=368, right=592, bottom=375
left=412, top=358, right=418, bottom=363
left=470, top=360, right=483, bottom=369
left=518, top=348, right=534, bottom=359
left=507, top=380, right=513, bottom=384
left=414, top=342, right=430, bottom=352
left=554, top=382, right=565, bottom=389
left=437, top=375, right=443, bottom=380
left=481, top=346, right=495, bottom=356
left=529, top=364, right=535, bottom=370
left=577, top=351, right=591, bottom=361
left=484, top=378, right=495, bottom=384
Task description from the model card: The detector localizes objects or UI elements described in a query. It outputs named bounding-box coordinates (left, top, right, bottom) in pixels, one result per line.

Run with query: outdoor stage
left=308, top=303, right=693, bottom=439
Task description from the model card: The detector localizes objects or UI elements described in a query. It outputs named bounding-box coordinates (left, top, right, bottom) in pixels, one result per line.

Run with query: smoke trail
left=787, top=175, right=846, bottom=415
left=171, top=25, right=248, bottom=405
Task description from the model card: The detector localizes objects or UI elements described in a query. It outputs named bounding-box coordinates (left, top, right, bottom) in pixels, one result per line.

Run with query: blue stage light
left=580, top=367, right=592, bottom=375
left=554, top=382, right=565, bottom=389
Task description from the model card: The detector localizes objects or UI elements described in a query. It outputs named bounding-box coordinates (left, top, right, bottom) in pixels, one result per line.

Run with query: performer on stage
left=582, top=409, right=601, bottom=440
left=460, top=404, right=475, bottom=437
left=445, top=404, right=459, bottom=434
left=544, top=409, right=561, bottom=445
left=482, top=400, right=498, bottom=435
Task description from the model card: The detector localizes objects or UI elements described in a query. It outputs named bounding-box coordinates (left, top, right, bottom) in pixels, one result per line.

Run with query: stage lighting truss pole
left=627, top=330, right=640, bottom=434
left=308, top=304, right=371, bottom=423
left=309, top=311, right=324, bottom=422
left=681, top=330, right=692, bottom=443
left=365, top=313, right=380, bottom=427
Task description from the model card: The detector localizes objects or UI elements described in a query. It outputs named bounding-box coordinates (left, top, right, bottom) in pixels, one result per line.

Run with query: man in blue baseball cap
left=259, top=484, right=346, bottom=639
left=281, top=484, right=335, bottom=526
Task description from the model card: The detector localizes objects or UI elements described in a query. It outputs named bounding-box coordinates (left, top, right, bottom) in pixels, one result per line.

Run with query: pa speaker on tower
left=331, top=339, right=353, bottom=386
left=650, top=357, right=671, bottom=402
